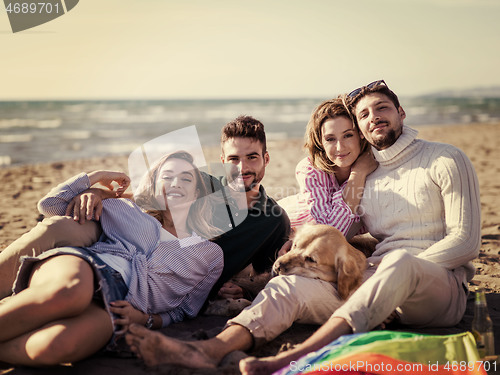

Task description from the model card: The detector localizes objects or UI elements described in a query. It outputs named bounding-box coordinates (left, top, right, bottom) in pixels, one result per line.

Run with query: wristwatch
left=145, top=314, right=154, bottom=329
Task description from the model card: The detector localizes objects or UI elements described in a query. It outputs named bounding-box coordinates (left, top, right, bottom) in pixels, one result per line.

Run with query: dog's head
left=272, top=224, right=366, bottom=300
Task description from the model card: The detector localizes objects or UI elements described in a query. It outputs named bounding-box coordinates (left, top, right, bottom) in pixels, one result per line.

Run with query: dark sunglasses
left=348, top=80, right=387, bottom=98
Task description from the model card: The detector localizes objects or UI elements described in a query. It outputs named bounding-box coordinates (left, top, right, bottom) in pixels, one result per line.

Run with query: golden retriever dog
left=204, top=225, right=374, bottom=316
left=272, top=224, right=368, bottom=300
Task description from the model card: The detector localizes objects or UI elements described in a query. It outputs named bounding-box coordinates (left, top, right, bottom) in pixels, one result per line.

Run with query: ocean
left=1, top=96, right=499, bottom=167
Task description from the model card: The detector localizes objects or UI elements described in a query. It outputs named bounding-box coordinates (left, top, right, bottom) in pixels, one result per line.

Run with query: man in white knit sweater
left=126, top=81, right=481, bottom=374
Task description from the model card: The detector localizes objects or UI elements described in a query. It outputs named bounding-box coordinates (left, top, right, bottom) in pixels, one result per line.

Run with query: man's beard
left=243, top=173, right=259, bottom=192
left=227, top=170, right=261, bottom=192
left=372, top=128, right=399, bottom=150
left=227, top=164, right=264, bottom=192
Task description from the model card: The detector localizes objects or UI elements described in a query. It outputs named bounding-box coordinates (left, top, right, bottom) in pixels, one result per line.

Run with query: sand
left=0, top=123, right=499, bottom=374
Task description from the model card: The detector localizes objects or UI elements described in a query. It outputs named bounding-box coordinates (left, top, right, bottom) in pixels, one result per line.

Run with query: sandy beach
left=0, top=123, right=499, bottom=374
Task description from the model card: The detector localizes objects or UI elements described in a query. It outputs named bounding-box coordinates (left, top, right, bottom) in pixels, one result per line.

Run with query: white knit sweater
left=360, top=126, right=481, bottom=281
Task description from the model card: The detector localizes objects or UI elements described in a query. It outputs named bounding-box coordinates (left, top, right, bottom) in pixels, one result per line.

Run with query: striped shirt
left=37, top=173, right=224, bottom=327
left=278, top=157, right=361, bottom=235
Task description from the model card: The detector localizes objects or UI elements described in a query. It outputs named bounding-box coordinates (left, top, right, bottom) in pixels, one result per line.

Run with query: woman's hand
left=87, top=170, right=131, bottom=197
left=110, top=300, right=147, bottom=333
left=277, top=239, right=293, bottom=257
left=342, top=151, right=378, bottom=215
left=66, top=171, right=132, bottom=223
left=217, top=281, right=245, bottom=299
left=66, top=188, right=104, bottom=223
left=351, top=150, right=378, bottom=177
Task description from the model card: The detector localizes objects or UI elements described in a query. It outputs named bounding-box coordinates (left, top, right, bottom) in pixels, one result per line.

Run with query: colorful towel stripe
left=274, top=331, right=487, bottom=375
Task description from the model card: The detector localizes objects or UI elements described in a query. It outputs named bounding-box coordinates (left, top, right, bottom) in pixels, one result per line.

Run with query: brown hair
left=221, top=115, right=267, bottom=156
left=346, top=83, right=401, bottom=121
left=134, top=151, right=221, bottom=239
left=304, top=97, right=368, bottom=174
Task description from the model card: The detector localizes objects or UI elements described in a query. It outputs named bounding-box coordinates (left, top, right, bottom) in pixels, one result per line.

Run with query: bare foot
left=125, top=324, right=216, bottom=368
left=239, top=355, right=291, bottom=375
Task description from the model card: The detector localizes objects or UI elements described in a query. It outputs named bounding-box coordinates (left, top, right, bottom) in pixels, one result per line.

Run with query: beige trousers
left=228, top=274, right=346, bottom=347
left=0, top=216, right=101, bottom=299
left=332, top=250, right=468, bottom=332
left=228, top=250, right=468, bottom=346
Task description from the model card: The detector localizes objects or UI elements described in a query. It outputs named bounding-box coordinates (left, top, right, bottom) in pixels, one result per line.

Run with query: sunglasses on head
left=348, top=80, right=387, bottom=98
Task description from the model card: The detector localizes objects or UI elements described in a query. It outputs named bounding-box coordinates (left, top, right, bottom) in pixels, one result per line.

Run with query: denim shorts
left=13, top=246, right=128, bottom=350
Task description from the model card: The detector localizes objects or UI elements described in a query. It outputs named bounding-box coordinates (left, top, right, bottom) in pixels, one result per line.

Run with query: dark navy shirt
left=203, top=174, right=291, bottom=294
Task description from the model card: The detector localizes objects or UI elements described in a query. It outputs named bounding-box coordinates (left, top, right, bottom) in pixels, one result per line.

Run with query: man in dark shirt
left=212, top=181, right=289, bottom=291
left=205, top=115, right=290, bottom=298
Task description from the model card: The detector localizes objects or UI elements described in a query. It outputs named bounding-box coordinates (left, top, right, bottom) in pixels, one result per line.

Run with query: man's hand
left=380, top=310, right=399, bottom=329
left=66, top=188, right=104, bottom=224
left=217, top=281, right=245, bottom=299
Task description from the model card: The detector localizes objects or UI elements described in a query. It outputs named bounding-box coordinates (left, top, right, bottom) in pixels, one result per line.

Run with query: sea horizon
left=1, top=95, right=499, bottom=167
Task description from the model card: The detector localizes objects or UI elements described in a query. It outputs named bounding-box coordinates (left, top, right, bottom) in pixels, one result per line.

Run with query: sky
left=1, top=0, right=499, bottom=100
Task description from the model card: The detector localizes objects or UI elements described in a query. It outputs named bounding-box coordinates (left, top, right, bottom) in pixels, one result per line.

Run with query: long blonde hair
left=134, top=151, right=221, bottom=239
left=304, top=96, right=368, bottom=174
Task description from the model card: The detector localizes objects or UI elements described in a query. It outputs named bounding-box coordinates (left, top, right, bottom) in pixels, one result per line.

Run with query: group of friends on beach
left=0, top=80, right=481, bottom=374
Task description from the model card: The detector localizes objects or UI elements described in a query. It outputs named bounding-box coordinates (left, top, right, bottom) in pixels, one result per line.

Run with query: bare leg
left=0, top=302, right=112, bottom=366
left=125, top=323, right=253, bottom=368
left=0, top=216, right=100, bottom=299
left=0, top=255, right=94, bottom=341
left=239, top=317, right=352, bottom=375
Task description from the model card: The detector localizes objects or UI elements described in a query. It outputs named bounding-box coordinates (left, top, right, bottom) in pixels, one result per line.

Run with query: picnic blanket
left=274, top=331, right=491, bottom=375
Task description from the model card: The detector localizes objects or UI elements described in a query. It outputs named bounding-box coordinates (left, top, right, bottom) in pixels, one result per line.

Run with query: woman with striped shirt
left=0, top=151, right=224, bottom=366
left=279, top=97, right=378, bottom=237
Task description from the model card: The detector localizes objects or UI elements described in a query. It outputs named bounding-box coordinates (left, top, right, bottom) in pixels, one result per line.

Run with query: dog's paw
left=204, top=298, right=252, bottom=317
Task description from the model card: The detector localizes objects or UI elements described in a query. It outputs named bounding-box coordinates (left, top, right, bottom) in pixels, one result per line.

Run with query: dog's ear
left=348, top=234, right=378, bottom=258
left=336, top=245, right=366, bottom=300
